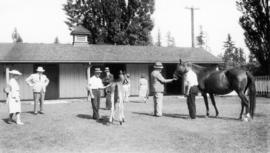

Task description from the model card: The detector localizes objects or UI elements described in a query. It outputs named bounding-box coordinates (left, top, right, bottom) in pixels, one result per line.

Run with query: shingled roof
left=0, top=43, right=222, bottom=64
left=70, top=25, right=91, bottom=35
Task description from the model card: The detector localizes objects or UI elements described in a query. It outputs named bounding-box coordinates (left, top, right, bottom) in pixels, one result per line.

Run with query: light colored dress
left=7, top=78, right=21, bottom=113
left=139, top=78, right=148, bottom=98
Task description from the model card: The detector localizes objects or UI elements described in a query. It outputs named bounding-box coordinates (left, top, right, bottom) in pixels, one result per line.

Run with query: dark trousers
left=186, top=86, right=199, bottom=119
left=91, top=89, right=101, bottom=120
left=33, top=92, right=45, bottom=113
left=105, top=89, right=112, bottom=109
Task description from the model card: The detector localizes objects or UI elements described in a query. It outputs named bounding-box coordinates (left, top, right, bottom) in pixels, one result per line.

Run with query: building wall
left=59, top=64, right=87, bottom=98
left=0, top=64, right=33, bottom=101
left=126, top=64, right=149, bottom=96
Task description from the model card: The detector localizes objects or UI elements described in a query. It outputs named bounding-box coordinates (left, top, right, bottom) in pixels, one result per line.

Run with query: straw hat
left=9, top=70, right=22, bottom=75
left=36, top=66, right=45, bottom=72
left=153, top=62, right=164, bottom=69
left=94, top=68, right=102, bottom=73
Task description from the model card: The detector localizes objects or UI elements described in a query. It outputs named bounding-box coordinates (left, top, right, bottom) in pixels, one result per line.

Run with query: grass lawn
left=0, top=96, right=269, bottom=153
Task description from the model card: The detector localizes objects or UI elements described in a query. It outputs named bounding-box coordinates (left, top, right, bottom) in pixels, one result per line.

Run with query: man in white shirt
left=26, top=67, right=49, bottom=115
left=184, top=62, right=199, bottom=119
left=88, top=68, right=105, bottom=120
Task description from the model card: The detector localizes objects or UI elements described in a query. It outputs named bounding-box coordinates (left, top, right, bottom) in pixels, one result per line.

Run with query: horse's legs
left=202, top=92, right=209, bottom=117
left=109, top=94, right=115, bottom=123
left=239, top=100, right=244, bottom=120
left=209, top=94, right=219, bottom=117
left=237, top=91, right=250, bottom=120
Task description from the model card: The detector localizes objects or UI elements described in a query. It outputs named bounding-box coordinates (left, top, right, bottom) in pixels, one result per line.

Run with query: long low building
left=0, top=26, right=222, bottom=101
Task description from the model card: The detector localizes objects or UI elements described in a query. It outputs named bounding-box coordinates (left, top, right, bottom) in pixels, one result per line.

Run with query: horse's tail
left=246, top=71, right=256, bottom=118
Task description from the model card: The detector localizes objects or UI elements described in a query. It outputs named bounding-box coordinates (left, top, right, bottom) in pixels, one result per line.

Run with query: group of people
left=4, top=67, right=49, bottom=125
left=4, top=61, right=199, bottom=125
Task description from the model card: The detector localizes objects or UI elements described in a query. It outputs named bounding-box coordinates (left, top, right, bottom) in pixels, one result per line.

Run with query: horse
left=173, top=59, right=256, bottom=121
left=108, top=73, right=127, bottom=125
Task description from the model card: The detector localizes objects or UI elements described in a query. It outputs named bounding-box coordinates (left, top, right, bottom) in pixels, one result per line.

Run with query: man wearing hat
left=88, top=67, right=106, bottom=120
left=5, top=70, right=24, bottom=125
left=151, top=62, right=176, bottom=117
left=26, top=66, right=49, bottom=115
left=102, top=67, right=114, bottom=110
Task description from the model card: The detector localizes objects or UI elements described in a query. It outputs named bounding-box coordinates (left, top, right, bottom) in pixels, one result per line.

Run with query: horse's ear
left=179, top=59, right=182, bottom=64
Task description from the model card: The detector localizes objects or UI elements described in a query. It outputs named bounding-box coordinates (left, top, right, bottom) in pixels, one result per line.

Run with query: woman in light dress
left=5, top=70, right=24, bottom=125
left=139, top=74, right=149, bottom=103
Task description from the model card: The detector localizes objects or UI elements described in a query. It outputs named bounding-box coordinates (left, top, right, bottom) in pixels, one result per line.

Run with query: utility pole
left=185, top=6, right=199, bottom=48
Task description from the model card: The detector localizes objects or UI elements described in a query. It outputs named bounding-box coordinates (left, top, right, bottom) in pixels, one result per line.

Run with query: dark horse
left=174, top=59, right=256, bottom=121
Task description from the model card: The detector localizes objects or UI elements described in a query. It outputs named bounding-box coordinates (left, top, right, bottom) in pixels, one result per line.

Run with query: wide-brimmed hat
left=9, top=70, right=22, bottom=75
left=36, top=66, right=45, bottom=72
left=94, top=68, right=102, bottom=73
left=104, top=67, right=110, bottom=72
left=153, top=62, right=163, bottom=69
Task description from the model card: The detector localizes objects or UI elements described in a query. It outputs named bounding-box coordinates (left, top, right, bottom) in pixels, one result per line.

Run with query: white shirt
left=89, top=75, right=104, bottom=89
left=185, top=69, right=198, bottom=87
left=26, top=73, right=49, bottom=93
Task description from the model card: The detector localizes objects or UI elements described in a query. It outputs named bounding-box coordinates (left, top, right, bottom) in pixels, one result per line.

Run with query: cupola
left=70, top=25, right=91, bottom=46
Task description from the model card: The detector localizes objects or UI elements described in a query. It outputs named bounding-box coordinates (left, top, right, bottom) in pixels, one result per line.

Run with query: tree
left=155, top=29, right=162, bottom=46
left=54, top=37, right=60, bottom=44
left=166, top=31, right=175, bottom=47
left=12, top=28, right=23, bottom=43
left=63, top=0, right=155, bottom=45
left=237, top=0, right=270, bottom=75
left=222, top=34, right=246, bottom=68
left=196, top=26, right=206, bottom=48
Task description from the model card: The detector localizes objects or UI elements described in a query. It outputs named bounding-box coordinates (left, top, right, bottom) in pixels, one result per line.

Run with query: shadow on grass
left=133, top=112, right=240, bottom=121
left=24, top=111, right=37, bottom=115
left=2, top=118, right=10, bottom=124
left=132, top=112, right=154, bottom=117
left=76, top=114, right=92, bottom=120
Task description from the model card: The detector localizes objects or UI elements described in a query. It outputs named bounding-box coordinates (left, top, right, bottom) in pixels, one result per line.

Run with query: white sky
left=0, top=0, right=247, bottom=56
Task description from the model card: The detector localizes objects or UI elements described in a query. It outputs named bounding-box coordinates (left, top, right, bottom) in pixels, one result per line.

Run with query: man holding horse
left=88, top=68, right=107, bottom=120
left=184, top=62, right=199, bottom=119
left=151, top=62, right=176, bottom=117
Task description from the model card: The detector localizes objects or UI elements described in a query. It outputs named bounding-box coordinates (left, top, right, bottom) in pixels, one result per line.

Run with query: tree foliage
left=237, top=0, right=270, bottom=74
left=222, top=34, right=246, bottom=68
left=63, top=0, right=155, bottom=45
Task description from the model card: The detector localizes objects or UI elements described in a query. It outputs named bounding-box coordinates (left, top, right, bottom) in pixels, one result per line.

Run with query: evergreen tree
left=63, top=0, right=155, bottom=45
left=12, top=28, right=23, bottom=43
left=237, top=0, right=270, bottom=74
left=54, top=37, right=60, bottom=44
left=166, top=31, right=175, bottom=47
left=196, top=26, right=206, bottom=48
left=155, top=29, right=162, bottom=46
left=222, top=34, right=246, bottom=67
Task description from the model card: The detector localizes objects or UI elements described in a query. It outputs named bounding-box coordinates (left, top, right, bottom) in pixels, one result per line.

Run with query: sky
left=0, top=0, right=247, bottom=56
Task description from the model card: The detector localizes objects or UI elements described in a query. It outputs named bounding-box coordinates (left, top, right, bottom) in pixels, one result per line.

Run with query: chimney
left=70, top=25, right=91, bottom=46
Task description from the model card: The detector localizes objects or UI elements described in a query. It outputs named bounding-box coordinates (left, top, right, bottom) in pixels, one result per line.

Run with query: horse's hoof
left=205, top=115, right=209, bottom=118
left=242, top=117, right=249, bottom=122
left=215, top=115, right=219, bottom=118
left=120, top=121, right=122, bottom=125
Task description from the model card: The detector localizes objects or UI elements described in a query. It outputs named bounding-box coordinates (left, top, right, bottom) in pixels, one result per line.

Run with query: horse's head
left=173, top=59, right=190, bottom=79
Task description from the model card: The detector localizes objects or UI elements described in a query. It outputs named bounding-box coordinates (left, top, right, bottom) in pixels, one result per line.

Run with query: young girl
left=6, top=70, right=24, bottom=125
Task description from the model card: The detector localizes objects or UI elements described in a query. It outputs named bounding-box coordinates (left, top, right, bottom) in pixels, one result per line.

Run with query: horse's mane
left=191, top=63, right=218, bottom=74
